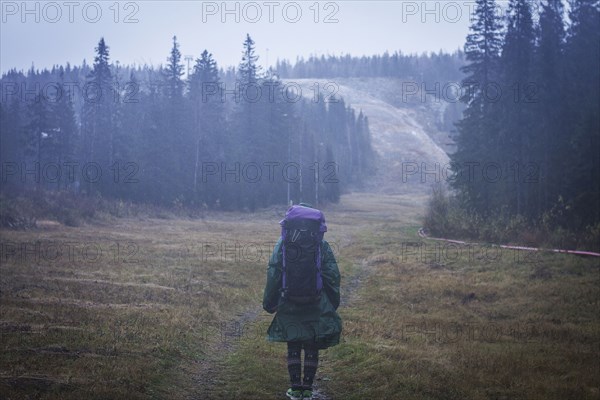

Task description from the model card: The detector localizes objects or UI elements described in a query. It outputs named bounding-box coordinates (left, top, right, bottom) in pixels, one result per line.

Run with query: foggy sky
left=1, top=1, right=496, bottom=74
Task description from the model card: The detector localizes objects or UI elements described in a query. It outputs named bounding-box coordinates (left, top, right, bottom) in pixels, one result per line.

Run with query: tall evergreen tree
left=24, top=90, right=52, bottom=190
left=562, top=0, right=600, bottom=226
left=0, top=98, right=23, bottom=191
left=113, top=71, right=141, bottom=199
left=535, top=0, right=566, bottom=214
left=81, top=37, right=114, bottom=195
left=234, top=34, right=265, bottom=210
left=498, top=0, right=536, bottom=215
left=164, top=36, right=185, bottom=100
left=323, top=145, right=340, bottom=203
left=451, top=0, right=503, bottom=214
left=161, top=36, right=191, bottom=201
left=188, top=50, right=226, bottom=206
left=238, top=34, right=262, bottom=85
left=52, top=74, right=79, bottom=190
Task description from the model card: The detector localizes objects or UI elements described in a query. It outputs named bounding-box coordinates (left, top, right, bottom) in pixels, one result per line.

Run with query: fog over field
left=1, top=1, right=599, bottom=399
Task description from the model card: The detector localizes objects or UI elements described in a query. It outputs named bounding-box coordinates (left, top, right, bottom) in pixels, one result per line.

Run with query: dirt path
left=186, top=195, right=397, bottom=399
left=186, top=254, right=372, bottom=400
left=187, top=307, right=262, bottom=399
left=310, top=259, right=371, bottom=400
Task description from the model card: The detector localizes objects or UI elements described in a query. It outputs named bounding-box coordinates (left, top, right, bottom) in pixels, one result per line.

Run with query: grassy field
left=1, top=193, right=598, bottom=399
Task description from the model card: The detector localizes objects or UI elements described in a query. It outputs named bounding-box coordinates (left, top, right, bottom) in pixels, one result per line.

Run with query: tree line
left=275, top=50, right=465, bottom=86
left=0, top=34, right=376, bottom=210
left=451, top=0, right=599, bottom=231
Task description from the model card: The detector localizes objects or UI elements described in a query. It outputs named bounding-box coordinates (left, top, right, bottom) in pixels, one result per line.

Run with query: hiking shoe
left=286, top=388, right=303, bottom=400
left=302, top=389, right=313, bottom=399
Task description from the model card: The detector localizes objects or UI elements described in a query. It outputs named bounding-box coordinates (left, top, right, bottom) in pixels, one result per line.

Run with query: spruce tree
left=52, top=73, right=79, bottom=190
left=238, top=34, right=262, bottom=85
left=451, top=0, right=503, bottom=214
left=234, top=34, right=265, bottom=210
left=24, top=90, right=52, bottom=190
left=188, top=50, right=225, bottom=206
left=535, top=0, right=566, bottom=215
left=0, top=98, right=23, bottom=191
left=563, top=0, right=600, bottom=226
left=81, top=37, right=114, bottom=195
left=498, top=0, right=536, bottom=216
left=161, top=36, right=190, bottom=201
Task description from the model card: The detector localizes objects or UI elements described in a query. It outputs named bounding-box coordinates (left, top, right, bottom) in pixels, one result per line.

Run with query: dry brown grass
left=0, top=207, right=288, bottom=399
left=214, top=193, right=599, bottom=400
left=1, top=192, right=598, bottom=399
left=319, top=195, right=599, bottom=400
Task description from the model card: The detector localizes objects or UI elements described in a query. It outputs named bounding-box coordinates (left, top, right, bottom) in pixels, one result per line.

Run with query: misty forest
left=0, top=0, right=599, bottom=399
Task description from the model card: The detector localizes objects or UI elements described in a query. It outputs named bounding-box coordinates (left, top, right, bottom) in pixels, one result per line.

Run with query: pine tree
left=356, top=110, right=376, bottom=178
left=562, top=0, right=600, bottom=226
left=163, top=36, right=185, bottom=100
left=161, top=36, right=191, bottom=202
left=323, top=145, right=340, bottom=203
left=238, top=34, right=262, bottom=85
left=188, top=50, right=226, bottom=206
left=234, top=34, right=266, bottom=210
left=24, top=90, right=52, bottom=190
left=137, top=79, right=173, bottom=204
left=498, top=0, right=537, bottom=216
left=451, top=0, right=503, bottom=214
left=52, top=73, right=79, bottom=190
left=114, top=71, right=142, bottom=199
left=0, top=98, right=24, bottom=192
left=81, top=37, right=114, bottom=195
left=270, top=80, right=297, bottom=206
left=535, top=0, right=566, bottom=215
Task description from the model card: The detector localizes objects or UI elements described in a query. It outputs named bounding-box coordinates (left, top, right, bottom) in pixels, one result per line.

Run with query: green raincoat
left=262, top=238, right=342, bottom=349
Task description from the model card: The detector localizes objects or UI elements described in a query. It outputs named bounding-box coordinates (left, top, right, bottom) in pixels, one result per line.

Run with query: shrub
left=423, top=186, right=600, bottom=252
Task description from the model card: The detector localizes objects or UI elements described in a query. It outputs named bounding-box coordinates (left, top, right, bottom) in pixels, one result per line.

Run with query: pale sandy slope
left=288, top=78, right=450, bottom=193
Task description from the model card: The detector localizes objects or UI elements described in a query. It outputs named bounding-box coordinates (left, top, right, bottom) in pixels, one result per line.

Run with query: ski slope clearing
left=289, top=78, right=451, bottom=193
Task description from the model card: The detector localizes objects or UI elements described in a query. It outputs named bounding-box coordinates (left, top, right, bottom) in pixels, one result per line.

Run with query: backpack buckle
left=291, top=229, right=301, bottom=242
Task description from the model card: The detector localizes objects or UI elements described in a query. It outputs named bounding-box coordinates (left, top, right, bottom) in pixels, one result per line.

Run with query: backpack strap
left=316, top=241, right=323, bottom=292
left=281, top=225, right=288, bottom=292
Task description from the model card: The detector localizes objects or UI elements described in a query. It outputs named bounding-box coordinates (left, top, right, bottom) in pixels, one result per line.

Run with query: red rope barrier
left=418, top=228, right=600, bottom=258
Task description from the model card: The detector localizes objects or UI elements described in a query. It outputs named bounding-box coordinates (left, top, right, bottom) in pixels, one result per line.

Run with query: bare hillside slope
left=290, top=78, right=451, bottom=193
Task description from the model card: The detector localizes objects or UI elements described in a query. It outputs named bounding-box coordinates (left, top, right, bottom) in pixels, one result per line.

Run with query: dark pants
left=287, top=341, right=319, bottom=391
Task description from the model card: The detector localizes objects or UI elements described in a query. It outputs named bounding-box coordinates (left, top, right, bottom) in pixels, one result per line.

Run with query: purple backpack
left=279, top=205, right=327, bottom=304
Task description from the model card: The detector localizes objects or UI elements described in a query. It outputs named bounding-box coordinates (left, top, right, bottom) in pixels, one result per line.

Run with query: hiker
left=263, top=203, right=342, bottom=400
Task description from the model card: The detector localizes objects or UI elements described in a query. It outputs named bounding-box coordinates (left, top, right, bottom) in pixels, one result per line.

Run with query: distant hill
left=290, top=78, right=457, bottom=194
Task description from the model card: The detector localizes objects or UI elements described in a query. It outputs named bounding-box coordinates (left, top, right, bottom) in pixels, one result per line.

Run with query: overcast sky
left=1, top=1, right=513, bottom=74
